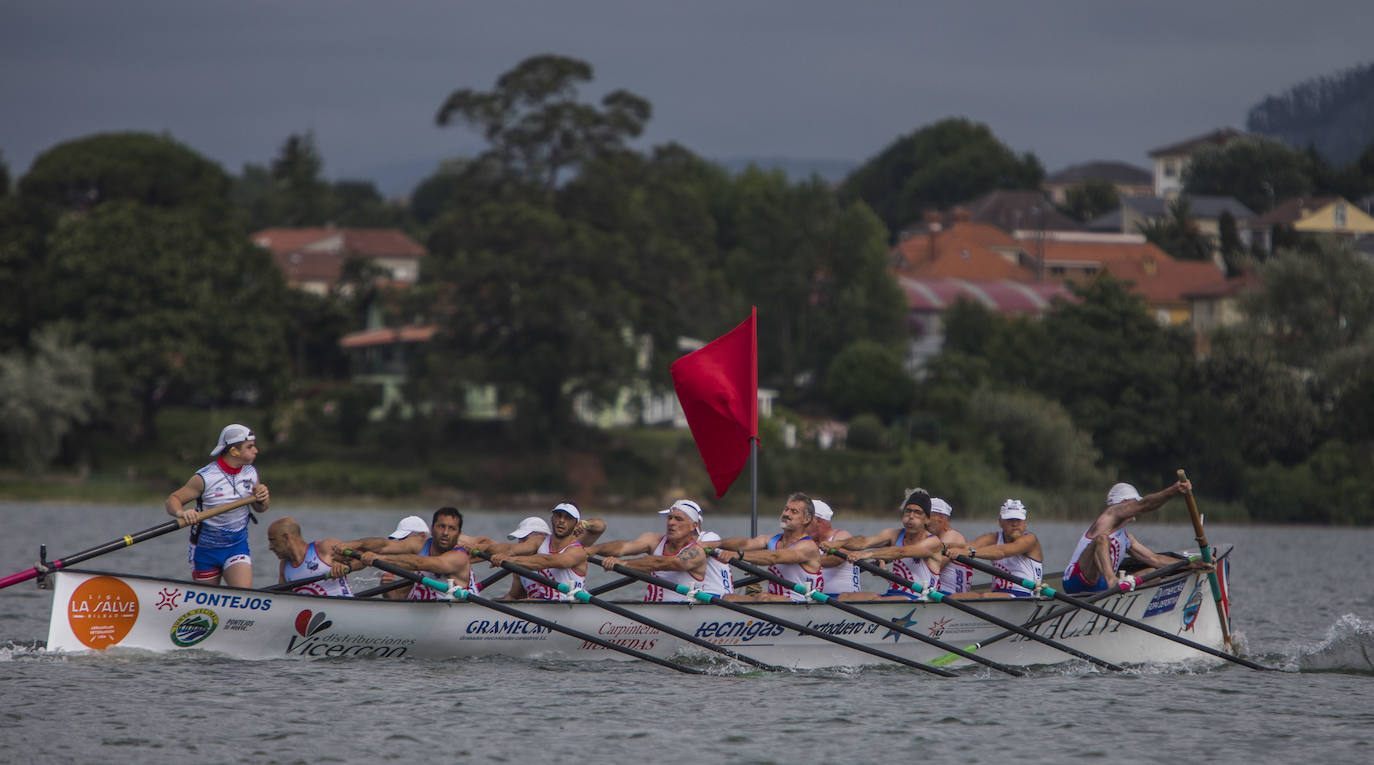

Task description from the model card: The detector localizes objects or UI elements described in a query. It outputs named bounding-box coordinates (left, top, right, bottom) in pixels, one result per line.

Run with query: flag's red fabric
left=670, top=308, right=758, bottom=498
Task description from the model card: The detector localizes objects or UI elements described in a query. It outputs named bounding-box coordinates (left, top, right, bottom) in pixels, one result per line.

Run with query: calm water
left=1, top=501, right=1371, bottom=764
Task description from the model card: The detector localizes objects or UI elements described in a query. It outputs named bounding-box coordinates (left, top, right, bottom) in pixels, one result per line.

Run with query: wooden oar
left=928, top=558, right=1193, bottom=667
left=0, top=495, right=260, bottom=591
left=1177, top=468, right=1233, bottom=651
left=841, top=553, right=1124, bottom=671
left=475, top=551, right=780, bottom=671
left=343, top=551, right=706, bottom=675
left=588, top=555, right=956, bottom=676
left=712, top=551, right=1024, bottom=677
left=953, top=554, right=1274, bottom=670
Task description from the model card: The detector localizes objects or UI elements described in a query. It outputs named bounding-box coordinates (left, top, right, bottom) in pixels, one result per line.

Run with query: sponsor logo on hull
left=68, top=576, right=140, bottom=649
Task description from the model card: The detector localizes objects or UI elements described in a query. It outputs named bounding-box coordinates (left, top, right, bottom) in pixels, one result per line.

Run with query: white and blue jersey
left=764, top=533, right=823, bottom=602
left=284, top=542, right=353, bottom=597
left=192, top=460, right=259, bottom=548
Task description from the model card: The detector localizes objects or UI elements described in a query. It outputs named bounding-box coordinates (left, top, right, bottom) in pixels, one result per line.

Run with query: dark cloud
left=2, top=1, right=1368, bottom=194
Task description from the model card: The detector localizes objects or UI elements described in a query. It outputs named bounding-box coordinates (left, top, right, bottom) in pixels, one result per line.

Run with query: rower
left=944, top=499, right=1044, bottom=598
left=712, top=492, right=823, bottom=602
left=587, top=499, right=720, bottom=602
left=926, top=497, right=972, bottom=596
left=342, top=508, right=476, bottom=600
left=266, top=516, right=355, bottom=597
left=833, top=489, right=943, bottom=601
left=809, top=499, right=859, bottom=596
left=1063, top=479, right=1206, bottom=593
left=488, top=502, right=588, bottom=601
left=698, top=531, right=734, bottom=596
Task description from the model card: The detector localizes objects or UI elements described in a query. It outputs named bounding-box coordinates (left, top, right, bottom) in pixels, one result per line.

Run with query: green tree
left=965, top=387, right=1104, bottom=490
left=1031, top=275, right=1196, bottom=476
left=20, top=132, right=233, bottom=215
left=435, top=54, right=651, bottom=202
left=1182, top=136, right=1313, bottom=214
left=43, top=201, right=291, bottom=437
left=839, top=117, right=1044, bottom=236
left=0, top=325, right=97, bottom=470
left=270, top=131, right=331, bottom=225
left=823, top=340, right=913, bottom=421
left=1244, top=237, right=1374, bottom=365
left=0, top=150, right=9, bottom=197
left=1061, top=179, right=1120, bottom=222
left=1138, top=198, right=1213, bottom=262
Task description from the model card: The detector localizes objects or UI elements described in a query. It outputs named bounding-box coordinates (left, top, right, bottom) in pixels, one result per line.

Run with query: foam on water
left=1287, top=613, right=1374, bottom=674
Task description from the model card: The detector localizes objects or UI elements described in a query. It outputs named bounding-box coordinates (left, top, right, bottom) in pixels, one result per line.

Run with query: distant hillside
left=1247, top=60, right=1374, bottom=164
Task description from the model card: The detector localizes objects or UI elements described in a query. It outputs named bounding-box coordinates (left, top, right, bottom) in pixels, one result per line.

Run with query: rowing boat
left=43, top=556, right=1231, bottom=669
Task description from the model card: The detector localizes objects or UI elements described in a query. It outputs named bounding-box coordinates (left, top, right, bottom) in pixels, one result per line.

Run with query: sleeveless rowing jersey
left=820, top=531, right=860, bottom=594
left=1063, top=526, right=1130, bottom=584
left=990, top=530, right=1043, bottom=597
left=936, top=557, right=972, bottom=595
left=193, top=460, right=259, bottom=548
left=406, top=539, right=477, bottom=601
left=643, top=535, right=710, bottom=602
left=888, top=530, right=940, bottom=598
left=519, top=537, right=586, bottom=601
left=702, top=532, right=734, bottom=595
left=283, top=542, right=353, bottom=597
left=764, top=533, right=823, bottom=602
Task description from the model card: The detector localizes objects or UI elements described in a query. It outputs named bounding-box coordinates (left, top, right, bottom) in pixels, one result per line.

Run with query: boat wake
left=1286, top=614, right=1374, bottom=674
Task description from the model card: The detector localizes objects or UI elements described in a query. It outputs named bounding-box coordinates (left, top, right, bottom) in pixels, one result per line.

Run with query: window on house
left=1049, top=266, right=1066, bottom=276
left=1163, top=160, right=1178, bottom=178
left=1334, top=202, right=1347, bottom=227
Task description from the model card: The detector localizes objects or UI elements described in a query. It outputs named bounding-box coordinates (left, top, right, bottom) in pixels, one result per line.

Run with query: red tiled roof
left=1034, top=239, right=1223, bottom=306
left=252, top=227, right=426, bottom=259
left=892, top=222, right=1035, bottom=281
left=338, top=325, right=437, bottom=349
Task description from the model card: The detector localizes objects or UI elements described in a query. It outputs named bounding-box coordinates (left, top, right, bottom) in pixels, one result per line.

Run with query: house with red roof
left=252, top=226, right=427, bottom=295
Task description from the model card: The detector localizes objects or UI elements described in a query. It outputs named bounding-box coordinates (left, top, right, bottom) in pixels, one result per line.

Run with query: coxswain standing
left=165, top=423, right=270, bottom=587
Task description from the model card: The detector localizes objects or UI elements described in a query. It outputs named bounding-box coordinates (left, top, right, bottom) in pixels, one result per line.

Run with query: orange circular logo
left=67, top=576, right=140, bottom=649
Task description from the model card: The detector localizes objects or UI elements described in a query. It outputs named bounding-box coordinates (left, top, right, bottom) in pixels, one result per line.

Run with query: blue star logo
left=882, top=607, right=919, bottom=642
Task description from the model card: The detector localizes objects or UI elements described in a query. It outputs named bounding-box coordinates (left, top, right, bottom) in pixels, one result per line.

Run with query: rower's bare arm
left=165, top=475, right=206, bottom=523
left=1136, top=480, right=1190, bottom=515
left=837, top=529, right=897, bottom=551
left=339, top=536, right=417, bottom=556
left=250, top=481, right=270, bottom=512
left=749, top=540, right=820, bottom=566
left=586, top=532, right=658, bottom=558
left=509, top=547, right=588, bottom=570
left=860, top=538, right=941, bottom=562
left=714, top=535, right=764, bottom=551
left=379, top=551, right=469, bottom=577
left=576, top=518, right=607, bottom=546
left=460, top=534, right=497, bottom=553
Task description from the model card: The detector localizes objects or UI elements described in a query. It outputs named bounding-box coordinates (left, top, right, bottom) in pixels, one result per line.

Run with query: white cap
left=929, top=498, right=952, bottom=517
left=1000, top=499, right=1027, bottom=521
left=699, top=531, right=721, bottom=543
left=1107, top=483, right=1142, bottom=506
left=508, top=516, right=551, bottom=540
left=811, top=499, right=834, bottom=521
left=388, top=515, right=430, bottom=540
left=551, top=502, right=581, bottom=521
left=210, top=423, right=255, bottom=456
left=659, top=499, right=703, bottom=523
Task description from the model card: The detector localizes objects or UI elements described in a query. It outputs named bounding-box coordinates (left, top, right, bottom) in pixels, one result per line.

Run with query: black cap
left=902, top=489, right=931, bottom=513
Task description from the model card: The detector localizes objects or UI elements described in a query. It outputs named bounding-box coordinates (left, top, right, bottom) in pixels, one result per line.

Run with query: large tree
left=1182, top=136, right=1313, bottom=214
left=839, top=118, right=1044, bottom=236
left=435, top=54, right=651, bottom=203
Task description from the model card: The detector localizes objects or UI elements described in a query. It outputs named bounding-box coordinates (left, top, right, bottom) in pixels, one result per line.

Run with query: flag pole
left=750, top=437, right=759, bottom=537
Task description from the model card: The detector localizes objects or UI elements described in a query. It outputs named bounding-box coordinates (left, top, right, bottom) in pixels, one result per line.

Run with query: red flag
left=671, top=308, right=758, bottom=498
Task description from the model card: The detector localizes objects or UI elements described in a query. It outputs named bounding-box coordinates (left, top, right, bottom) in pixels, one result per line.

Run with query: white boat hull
left=44, top=568, right=1229, bottom=669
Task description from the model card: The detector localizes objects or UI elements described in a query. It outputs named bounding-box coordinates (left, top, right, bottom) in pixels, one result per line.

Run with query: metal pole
left=749, top=437, right=758, bottom=537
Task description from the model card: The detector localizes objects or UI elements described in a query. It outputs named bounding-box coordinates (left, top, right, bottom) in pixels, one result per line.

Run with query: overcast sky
left=3, top=1, right=1369, bottom=195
